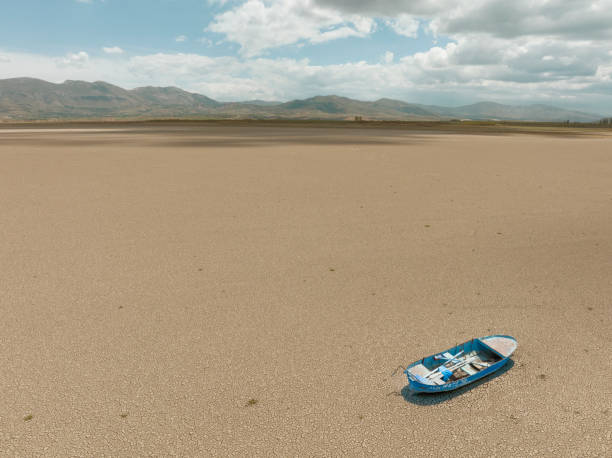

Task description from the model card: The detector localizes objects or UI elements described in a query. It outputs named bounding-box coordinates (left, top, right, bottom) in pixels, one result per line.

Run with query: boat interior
left=407, top=338, right=504, bottom=386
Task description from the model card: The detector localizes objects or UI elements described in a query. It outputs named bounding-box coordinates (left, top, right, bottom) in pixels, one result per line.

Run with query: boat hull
left=405, top=335, right=517, bottom=393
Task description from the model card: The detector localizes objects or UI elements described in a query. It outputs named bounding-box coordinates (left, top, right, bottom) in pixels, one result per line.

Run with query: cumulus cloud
left=199, top=0, right=612, bottom=109
left=0, top=50, right=135, bottom=85
left=103, top=46, right=124, bottom=54
left=199, top=0, right=612, bottom=49
left=313, top=0, right=612, bottom=40
left=307, top=0, right=612, bottom=110
left=175, top=35, right=188, bottom=42
left=207, top=0, right=375, bottom=56
left=122, top=51, right=612, bottom=111
left=60, top=51, right=90, bottom=67
left=198, top=37, right=214, bottom=46
left=386, top=14, right=419, bottom=38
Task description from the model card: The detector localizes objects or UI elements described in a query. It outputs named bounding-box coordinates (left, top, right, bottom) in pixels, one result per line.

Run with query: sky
left=1, top=0, right=612, bottom=113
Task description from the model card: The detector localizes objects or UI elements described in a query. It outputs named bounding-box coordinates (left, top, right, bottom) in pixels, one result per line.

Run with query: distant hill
left=131, top=86, right=220, bottom=109
left=241, top=100, right=282, bottom=107
left=0, top=77, right=604, bottom=122
left=423, top=101, right=600, bottom=123
left=0, top=78, right=221, bottom=120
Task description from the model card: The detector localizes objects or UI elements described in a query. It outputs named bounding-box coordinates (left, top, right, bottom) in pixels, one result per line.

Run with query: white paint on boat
left=480, top=336, right=518, bottom=357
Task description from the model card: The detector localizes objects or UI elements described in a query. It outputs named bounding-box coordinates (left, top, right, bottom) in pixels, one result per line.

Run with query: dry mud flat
left=1, top=123, right=611, bottom=456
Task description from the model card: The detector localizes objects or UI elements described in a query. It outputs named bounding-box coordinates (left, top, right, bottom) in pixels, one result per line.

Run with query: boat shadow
left=401, top=359, right=515, bottom=406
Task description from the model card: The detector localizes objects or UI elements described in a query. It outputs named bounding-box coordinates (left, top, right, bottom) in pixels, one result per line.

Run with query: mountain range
left=0, top=77, right=604, bottom=122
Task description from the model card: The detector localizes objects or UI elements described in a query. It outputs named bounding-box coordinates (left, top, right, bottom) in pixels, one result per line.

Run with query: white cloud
left=0, top=50, right=134, bottom=85
left=309, top=26, right=366, bottom=43
left=120, top=51, right=612, bottom=112
left=383, top=51, right=394, bottom=64
left=386, top=14, right=419, bottom=38
left=196, top=0, right=612, bottom=111
left=60, top=51, right=90, bottom=67
left=0, top=55, right=10, bottom=62
left=207, top=0, right=375, bottom=56
left=103, top=46, right=124, bottom=54
left=314, top=0, right=612, bottom=40
left=175, top=35, right=188, bottom=42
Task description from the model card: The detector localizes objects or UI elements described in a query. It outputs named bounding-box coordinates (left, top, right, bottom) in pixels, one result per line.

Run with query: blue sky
left=0, top=0, right=221, bottom=55
left=1, top=0, right=612, bottom=113
left=0, top=1, right=443, bottom=63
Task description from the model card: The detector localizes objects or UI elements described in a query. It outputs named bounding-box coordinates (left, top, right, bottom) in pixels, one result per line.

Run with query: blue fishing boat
left=404, top=335, right=517, bottom=393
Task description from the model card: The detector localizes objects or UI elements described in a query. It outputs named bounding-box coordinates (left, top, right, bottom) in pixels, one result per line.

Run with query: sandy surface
left=1, top=124, right=611, bottom=456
